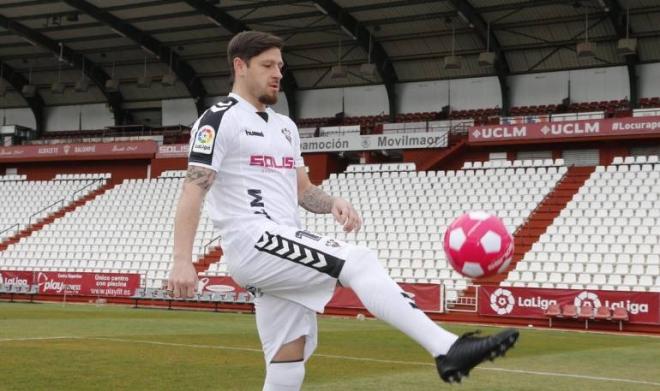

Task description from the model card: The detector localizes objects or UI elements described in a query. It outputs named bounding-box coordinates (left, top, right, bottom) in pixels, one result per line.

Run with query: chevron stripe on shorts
left=254, top=231, right=345, bottom=278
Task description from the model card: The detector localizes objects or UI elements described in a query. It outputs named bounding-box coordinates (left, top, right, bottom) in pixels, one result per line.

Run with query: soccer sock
left=338, top=246, right=458, bottom=357
left=263, top=361, right=305, bottom=391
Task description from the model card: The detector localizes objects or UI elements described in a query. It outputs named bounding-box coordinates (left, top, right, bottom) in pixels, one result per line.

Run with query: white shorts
left=254, top=294, right=318, bottom=364
left=224, top=223, right=358, bottom=313
left=222, top=222, right=365, bottom=363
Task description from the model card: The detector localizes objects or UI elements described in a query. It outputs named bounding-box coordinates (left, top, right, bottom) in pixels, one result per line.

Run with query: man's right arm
left=169, top=165, right=216, bottom=298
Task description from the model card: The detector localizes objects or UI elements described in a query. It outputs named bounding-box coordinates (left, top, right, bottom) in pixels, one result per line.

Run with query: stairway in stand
left=447, top=166, right=596, bottom=311
left=405, top=135, right=467, bottom=172
left=194, top=246, right=223, bottom=274
left=0, top=182, right=116, bottom=251
left=477, top=165, right=595, bottom=286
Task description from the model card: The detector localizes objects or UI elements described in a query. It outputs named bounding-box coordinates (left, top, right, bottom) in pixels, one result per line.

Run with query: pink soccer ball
left=443, top=211, right=514, bottom=279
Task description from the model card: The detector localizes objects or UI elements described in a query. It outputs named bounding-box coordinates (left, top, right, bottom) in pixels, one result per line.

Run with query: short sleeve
left=188, top=98, right=237, bottom=171
left=289, top=120, right=305, bottom=168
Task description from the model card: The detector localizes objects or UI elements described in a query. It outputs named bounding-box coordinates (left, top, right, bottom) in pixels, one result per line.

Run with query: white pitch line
left=87, top=337, right=660, bottom=387
left=2, top=336, right=658, bottom=387
left=0, top=336, right=80, bottom=342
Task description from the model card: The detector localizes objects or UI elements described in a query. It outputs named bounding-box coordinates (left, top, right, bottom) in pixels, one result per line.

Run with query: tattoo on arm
left=184, top=166, right=216, bottom=192
left=300, top=185, right=334, bottom=214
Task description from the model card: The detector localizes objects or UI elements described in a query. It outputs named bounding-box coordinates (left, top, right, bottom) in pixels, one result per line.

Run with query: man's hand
left=167, top=260, right=198, bottom=298
left=331, top=197, right=362, bottom=233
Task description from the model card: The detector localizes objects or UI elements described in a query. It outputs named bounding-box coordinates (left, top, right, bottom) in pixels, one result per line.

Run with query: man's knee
left=339, top=246, right=382, bottom=284
left=272, top=336, right=305, bottom=363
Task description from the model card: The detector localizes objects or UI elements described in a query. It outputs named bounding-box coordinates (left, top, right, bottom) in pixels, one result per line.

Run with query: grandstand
left=0, top=0, right=658, bottom=338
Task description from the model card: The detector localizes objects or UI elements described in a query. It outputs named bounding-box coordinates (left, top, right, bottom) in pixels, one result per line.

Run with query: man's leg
left=337, top=245, right=518, bottom=383
left=338, top=245, right=458, bottom=356
left=255, top=294, right=316, bottom=391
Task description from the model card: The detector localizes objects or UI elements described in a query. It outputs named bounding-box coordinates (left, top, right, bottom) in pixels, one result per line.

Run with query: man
left=169, top=31, right=518, bottom=390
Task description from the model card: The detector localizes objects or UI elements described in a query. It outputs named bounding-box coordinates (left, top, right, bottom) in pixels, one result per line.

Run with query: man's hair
left=227, top=31, right=283, bottom=83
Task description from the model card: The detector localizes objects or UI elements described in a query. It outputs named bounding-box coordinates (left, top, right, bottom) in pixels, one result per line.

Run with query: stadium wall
left=4, top=160, right=148, bottom=183
left=396, top=77, right=501, bottom=113
left=508, top=66, right=630, bottom=107
left=1, top=108, right=36, bottom=130
left=151, top=157, right=187, bottom=178
left=405, top=140, right=656, bottom=173
left=161, top=98, right=198, bottom=127
left=45, top=104, right=114, bottom=132
left=297, top=86, right=390, bottom=117
left=637, top=63, right=660, bottom=99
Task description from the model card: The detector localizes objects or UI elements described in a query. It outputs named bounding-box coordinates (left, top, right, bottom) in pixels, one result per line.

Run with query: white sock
left=263, top=361, right=305, bottom=391
left=339, top=246, right=458, bottom=356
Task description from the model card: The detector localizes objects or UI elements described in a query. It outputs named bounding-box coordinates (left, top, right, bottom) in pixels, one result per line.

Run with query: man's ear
left=233, top=57, right=247, bottom=78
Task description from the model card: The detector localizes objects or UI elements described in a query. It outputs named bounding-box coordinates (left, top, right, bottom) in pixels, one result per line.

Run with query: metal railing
left=445, top=285, right=479, bottom=313
left=71, top=178, right=105, bottom=202
left=0, top=223, right=20, bottom=239
left=203, top=234, right=222, bottom=255
left=28, top=199, right=65, bottom=226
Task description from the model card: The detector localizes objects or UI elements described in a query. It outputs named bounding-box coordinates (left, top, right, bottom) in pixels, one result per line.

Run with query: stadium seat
left=594, top=306, right=611, bottom=322
left=311, top=160, right=566, bottom=293
left=544, top=303, right=561, bottom=327
left=611, top=307, right=629, bottom=331
left=577, top=305, right=595, bottom=329
left=0, top=172, right=217, bottom=289
left=561, top=304, right=578, bottom=319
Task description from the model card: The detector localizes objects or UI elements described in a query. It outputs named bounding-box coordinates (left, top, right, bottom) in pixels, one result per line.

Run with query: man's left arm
left=297, top=167, right=362, bottom=233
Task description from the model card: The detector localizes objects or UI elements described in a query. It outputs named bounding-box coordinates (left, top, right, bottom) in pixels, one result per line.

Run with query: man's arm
left=297, top=167, right=362, bottom=232
left=297, top=170, right=334, bottom=214
left=169, top=165, right=216, bottom=298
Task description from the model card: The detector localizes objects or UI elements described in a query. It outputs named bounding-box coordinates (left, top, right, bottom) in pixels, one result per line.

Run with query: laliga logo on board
left=574, top=291, right=602, bottom=308
left=490, top=288, right=559, bottom=315
left=574, top=291, right=649, bottom=315
left=490, top=288, right=515, bottom=315
left=0, top=272, right=28, bottom=287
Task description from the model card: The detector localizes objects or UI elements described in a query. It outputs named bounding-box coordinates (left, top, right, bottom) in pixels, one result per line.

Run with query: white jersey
left=188, top=92, right=304, bottom=254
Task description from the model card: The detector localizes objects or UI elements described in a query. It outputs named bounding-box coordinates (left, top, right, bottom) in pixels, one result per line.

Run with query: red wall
left=151, top=157, right=187, bottom=178
left=3, top=160, right=149, bottom=185
left=303, top=153, right=346, bottom=184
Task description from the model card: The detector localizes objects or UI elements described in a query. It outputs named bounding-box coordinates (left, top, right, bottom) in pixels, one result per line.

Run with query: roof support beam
left=312, top=0, right=399, bottom=119
left=603, top=0, right=638, bottom=106
left=447, top=0, right=510, bottom=113
left=62, top=0, right=207, bottom=115
left=0, top=61, right=45, bottom=132
left=0, top=13, right=126, bottom=127
left=181, top=0, right=299, bottom=119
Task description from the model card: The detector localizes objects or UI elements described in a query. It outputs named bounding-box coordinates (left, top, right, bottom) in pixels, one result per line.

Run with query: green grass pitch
left=0, top=302, right=658, bottom=390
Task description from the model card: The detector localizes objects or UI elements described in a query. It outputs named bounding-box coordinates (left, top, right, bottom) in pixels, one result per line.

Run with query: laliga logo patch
left=490, top=288, right=515, bottom=315
left=281, top=128, right=292, bottom=144
left=192, top=125, right=215, bottom=155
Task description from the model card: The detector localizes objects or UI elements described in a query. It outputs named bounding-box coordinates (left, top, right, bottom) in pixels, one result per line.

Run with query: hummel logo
left=254, top=231, right=345, bottom=278
left=245, top=129, right=264, bottom=137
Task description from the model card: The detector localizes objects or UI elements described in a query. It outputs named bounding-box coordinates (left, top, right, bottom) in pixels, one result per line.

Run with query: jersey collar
left=228, top=92, right=270, bottom=122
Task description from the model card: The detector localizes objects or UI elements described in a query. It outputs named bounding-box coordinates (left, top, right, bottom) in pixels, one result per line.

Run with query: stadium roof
left=0, top=0, right=659, bottom=124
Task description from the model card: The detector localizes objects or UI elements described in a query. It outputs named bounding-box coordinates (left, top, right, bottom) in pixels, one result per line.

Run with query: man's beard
left=258, top=92, right=278, bottom=106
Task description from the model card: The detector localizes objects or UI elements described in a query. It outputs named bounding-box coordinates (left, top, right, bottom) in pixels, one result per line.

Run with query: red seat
left=611, top=307, right=629, bottom=331
left=594, top=306, right=611, bottom=321
left=578, top=305, right=595, bottom=329
left=561, top=304, right=578, bottom=318
left=544, top=303, right=561, bottom=327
